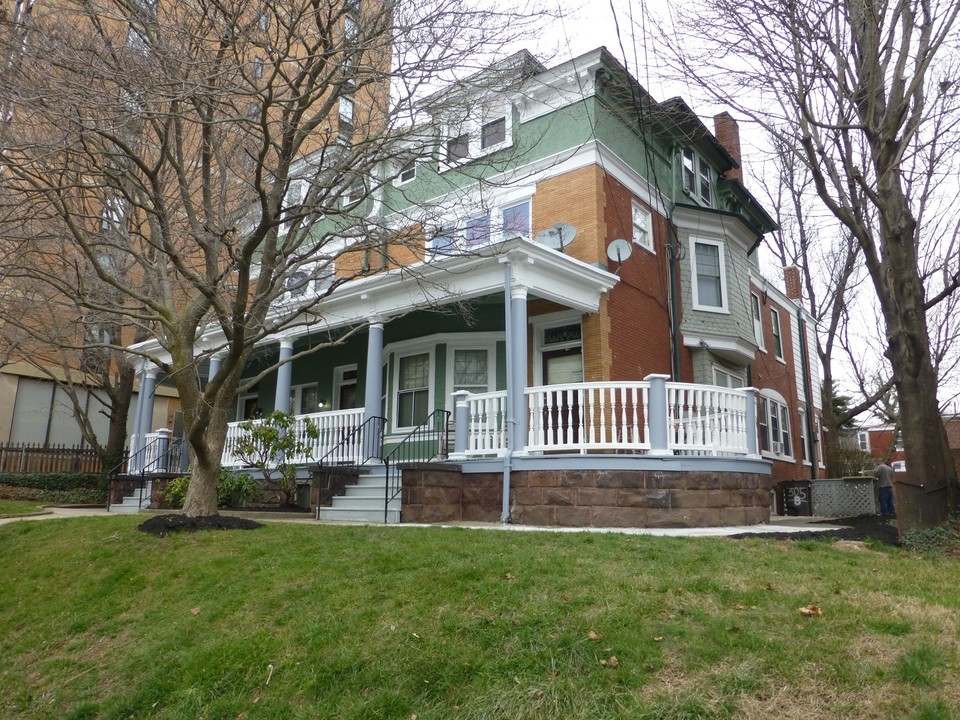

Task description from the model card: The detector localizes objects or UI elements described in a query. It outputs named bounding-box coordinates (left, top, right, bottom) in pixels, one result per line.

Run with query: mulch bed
left=138, top=514, right=262, bottom=536
left=730, top=515, right=900, bottom=546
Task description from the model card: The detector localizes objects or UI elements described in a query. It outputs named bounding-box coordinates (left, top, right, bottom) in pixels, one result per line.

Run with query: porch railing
left=221, top=408, right=365, bottom=467
left=666, top=383, right=749, bottom=456
left=455, top=380, right=754, bottom=458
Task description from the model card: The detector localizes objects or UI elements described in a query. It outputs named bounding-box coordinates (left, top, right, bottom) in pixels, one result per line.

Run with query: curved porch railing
left=456, top=380, right=754, bottom=458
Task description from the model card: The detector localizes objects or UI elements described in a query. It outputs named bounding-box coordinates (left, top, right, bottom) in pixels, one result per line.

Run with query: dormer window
left=682, top=147, right=712, bottom=206
left=481, top=117, right=506, bottom=149
left=397, top=159, right=416, bottom=184
left=446, top=134, right=469, bottom=163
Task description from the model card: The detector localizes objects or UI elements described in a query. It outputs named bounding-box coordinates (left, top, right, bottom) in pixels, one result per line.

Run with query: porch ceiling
left=281, top=238, right=618, bottom=339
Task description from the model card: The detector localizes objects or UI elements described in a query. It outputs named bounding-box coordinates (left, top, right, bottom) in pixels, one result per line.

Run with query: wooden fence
left=0, top=443, right=102, bottom=474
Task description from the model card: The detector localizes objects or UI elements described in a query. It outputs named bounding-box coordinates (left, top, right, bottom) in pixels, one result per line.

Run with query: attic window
left=481, top=117, right=506, bottom=149
left=446, top=134, right=469, bottom=162
left=398, top=159, right=416, bottom=184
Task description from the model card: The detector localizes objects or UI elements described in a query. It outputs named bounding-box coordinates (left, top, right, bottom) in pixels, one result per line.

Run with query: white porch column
left=744, top=387, right=759, bottom=457
left=363, top=319, right=385, bottom=424
left=273, top=339, right=294, bottom=414
left=509, top=284, right=529, bottom=452
left=644, top=374, right=671, bottom=457
left=133, top=366, right=160, bottom=468
left=207, top=352, right=224, bottom=384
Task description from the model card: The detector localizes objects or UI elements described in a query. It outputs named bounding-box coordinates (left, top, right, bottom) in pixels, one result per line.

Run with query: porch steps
left=110, top=481, right=153, bottom=514
left=317, top=467, right=400, bottom=524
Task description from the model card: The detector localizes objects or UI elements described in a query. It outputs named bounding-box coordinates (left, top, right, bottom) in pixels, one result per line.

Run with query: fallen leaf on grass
left=797, top=605, right=822, bottom=617
left=586, top=630, right=600, bottom=641
left=503, top=573, right=516, bottom=581
left=653, top=636, right=663, bottom=642
left=190, top=607, right=201, bottom=615
left=600, top=656, right=619, bottom=668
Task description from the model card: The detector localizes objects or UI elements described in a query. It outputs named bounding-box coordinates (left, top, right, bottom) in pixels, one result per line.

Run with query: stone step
left=317, top=507, right=400, bottom=523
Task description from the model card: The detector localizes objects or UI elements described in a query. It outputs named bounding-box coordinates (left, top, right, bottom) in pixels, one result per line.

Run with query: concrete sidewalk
left=0, top=505, right=848, bottom=536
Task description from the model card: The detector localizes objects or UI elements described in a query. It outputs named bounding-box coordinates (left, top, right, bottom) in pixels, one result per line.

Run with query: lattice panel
left=811, top=478, right=877, bottom=517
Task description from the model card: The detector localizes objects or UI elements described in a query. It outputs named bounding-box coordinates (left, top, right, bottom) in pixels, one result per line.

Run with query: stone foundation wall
left=402, top=465, right=771, bottom=528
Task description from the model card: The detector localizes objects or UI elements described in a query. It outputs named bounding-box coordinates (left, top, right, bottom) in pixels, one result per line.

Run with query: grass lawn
left=0, top=499, right=47, bottom=518
left=1, top=517, right=958, bottom=720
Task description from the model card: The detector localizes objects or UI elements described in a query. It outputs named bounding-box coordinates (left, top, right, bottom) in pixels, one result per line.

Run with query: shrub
left=160, top=469, right=261, bottom=509
left=231, top=411, right=317, bottom=506
left=0, top=473, right=108, bottom=504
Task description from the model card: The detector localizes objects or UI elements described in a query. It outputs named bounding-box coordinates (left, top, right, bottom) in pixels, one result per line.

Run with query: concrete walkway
left=0, top=506, right=848, bottom=536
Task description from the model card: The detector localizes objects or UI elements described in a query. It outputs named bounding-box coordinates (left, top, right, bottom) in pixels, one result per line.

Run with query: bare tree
left=0, top=0, right=546, bottom=516
left=659, top=0, right=960, bottom=526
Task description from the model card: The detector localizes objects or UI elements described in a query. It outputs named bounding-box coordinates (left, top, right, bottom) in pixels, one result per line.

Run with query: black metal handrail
left=315, top=415, right=386, bottom=467
left=382, top=410, right=451, bottom=523
left=313, top=416, right=386, bottom=517
left=107, top=435, right=187, bottom=511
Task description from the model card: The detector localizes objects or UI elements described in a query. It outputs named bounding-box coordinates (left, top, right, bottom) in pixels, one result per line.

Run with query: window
left=692, top=240, right=726, bottom=310
left=284, top=271, right=310, bottom=298
left=344, top=15, right=358, bottom=40
left=857, top=430, right=870, bottom=452
left=427, top=227, right=455, bottom=258
left=799, top=409, right=810, bottom=463
left=682, top=148, right=712, bottom=205
left=464, top=215, right=490, bottom=248
left=480, top=117, right=506, bottom=149
left=713, top=367, right=744, bottom=389
left=253, top=56, right=264, bottom=79
left=892, top=460, right=906, bottom=472
left=632, top=202, right=652, bottom=251
left=682, top=148, right=696, bottom=193
left=453, top=349, right=489, bottom=395
left=280, top=179, right=307, bottom=236
left=257, top=12, right=269, bottom=32
left=334, top=365, right=358, bottom=410
left=238, top=394, right=260, bottom=421
left=758, top=395, right=792, bottom=458
left=446, top=133, right=469, bottom=163
left=290, top=384, right=320, bottom=415
left=343, top=177, right=365, bottom=206
left=398, top=159, right=416, bottom=184
left=771, top=308, right=784, bottom=360
left=397, top=353, right=430, bottom=428
left=751, top=293, right=764, bottom=349
left=699, top=161, right=712, bottom=204
left=501, top=201, right=530, bottom=241
left=339, top=96, right=354, bottom=135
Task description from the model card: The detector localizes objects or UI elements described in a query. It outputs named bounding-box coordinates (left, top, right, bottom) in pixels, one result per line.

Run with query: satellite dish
left=534, top=223, right=577, bottom=252
left=606, top=239, right=633, bottom=265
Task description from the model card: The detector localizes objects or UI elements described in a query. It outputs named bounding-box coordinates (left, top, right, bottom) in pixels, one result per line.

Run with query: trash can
left=779, top=480, right=812, bottom=516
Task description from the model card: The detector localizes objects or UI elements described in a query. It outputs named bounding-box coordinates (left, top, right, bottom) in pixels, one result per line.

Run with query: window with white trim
left=771, top=308, right=784, bottom=360
left=480, top=117, right=506, bottom=149
left=682, top=147, right=713, bottom=206
left=799, top=408, right=810, bottom=463
left=857, top=430, right=870, bottom=452
left=464, top=215, right=491, bottom=248
left=758, top=395, right=792, bottom=458
left=397, top=159, right=416, bottom=185
left=334, top=365, right=358, bottom=410
left=452, top=349, right=489, bottom=395
left=691, top=239, right=727, bottom=311
left=281, top=263, right=334, bottom=304
left=397, top=352, right=430, bottom=428
left=751, top=293, right=764, bottom=350
left=632, top=202, right=653, bottom=252
left=446, top=133, right=469, bottom=163
left=713, top=367, right=744, bottom=389
left=501, top=200, right=530, bottom=241
left=892, top=460, right=906, bottom=472
left=290, top=384, right=320, bottom=415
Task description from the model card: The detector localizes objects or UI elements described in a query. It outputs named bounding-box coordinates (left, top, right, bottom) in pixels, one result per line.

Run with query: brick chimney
left=713, top=112, right=742, bottom=182
left=783, top=265, right=802, bottom=301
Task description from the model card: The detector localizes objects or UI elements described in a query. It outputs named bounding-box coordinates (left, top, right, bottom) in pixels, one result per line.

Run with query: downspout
left=501, top=261, right=513, bottom=523
left=797, top=308, right=818, bottom=479
left=666, top=206, right=682, bottom=382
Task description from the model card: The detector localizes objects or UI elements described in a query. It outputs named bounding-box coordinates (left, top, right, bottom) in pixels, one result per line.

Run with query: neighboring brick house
left=749, top=267, right=825, bottom=483
left=133, top=47, right=824, bottom=526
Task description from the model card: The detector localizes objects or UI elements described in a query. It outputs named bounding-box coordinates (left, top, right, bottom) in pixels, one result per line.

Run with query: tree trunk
left=882, top=234, right=958, bottom=530
left=181, top=382, right=233, bottom=517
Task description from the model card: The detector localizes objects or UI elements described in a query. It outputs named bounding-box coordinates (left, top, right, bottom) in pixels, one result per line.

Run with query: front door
left=542, top=348, right=583, bottom=445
